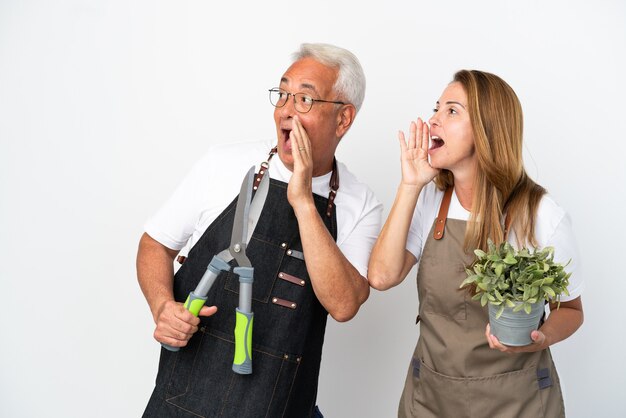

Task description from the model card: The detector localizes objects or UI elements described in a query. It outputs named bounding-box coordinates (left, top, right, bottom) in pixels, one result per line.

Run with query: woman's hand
left=485, top=323, right=548, bottom=354
left=398, top=118, right=440, bottom=187
left=484, top=298, right=583, bottom=354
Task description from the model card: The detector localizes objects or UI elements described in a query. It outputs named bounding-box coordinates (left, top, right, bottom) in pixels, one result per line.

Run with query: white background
left=1, top=1, right=625, bottom=417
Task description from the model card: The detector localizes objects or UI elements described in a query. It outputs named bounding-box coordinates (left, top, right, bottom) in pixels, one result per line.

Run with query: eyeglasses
left=268, top=88, right=345, bottom=113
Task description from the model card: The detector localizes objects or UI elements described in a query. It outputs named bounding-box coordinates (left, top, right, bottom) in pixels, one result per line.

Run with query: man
left=138, top=43, right=382, bottom=417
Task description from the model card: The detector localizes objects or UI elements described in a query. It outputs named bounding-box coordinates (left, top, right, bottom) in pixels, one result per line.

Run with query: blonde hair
left=434, top=70, right=546, bottom=250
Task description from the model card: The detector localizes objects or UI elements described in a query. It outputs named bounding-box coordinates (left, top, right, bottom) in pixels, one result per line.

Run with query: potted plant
left=460, top=239, right=572, bottom=346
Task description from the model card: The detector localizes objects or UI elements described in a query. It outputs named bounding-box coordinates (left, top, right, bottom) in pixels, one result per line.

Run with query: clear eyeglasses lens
left=269, top=89, right=314, bottom=113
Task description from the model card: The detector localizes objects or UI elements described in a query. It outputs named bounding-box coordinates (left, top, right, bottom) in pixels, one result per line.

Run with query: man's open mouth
left=281, top=128, right=292, bottom=142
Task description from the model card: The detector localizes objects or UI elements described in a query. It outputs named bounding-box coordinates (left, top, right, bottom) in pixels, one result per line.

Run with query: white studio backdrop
left=1, top=0, right=625, bottom=417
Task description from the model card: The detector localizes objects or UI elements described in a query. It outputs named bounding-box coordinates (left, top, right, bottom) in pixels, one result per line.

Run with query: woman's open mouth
left=430, top=136, right=444, bottom=150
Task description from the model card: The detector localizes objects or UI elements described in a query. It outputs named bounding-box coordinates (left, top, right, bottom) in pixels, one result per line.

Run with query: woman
left=368, top=70, right=584, bottom=417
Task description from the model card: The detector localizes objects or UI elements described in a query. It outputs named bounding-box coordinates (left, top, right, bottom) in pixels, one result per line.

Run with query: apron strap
left=253, top=147, right=277, bottom=190
left=433, top=186, right=453, bottom=240
left=257, top=147, right=339, bottom=218
left=326, top=158, right=339, bottom=217
left=433, top=186, right=513, bottom=241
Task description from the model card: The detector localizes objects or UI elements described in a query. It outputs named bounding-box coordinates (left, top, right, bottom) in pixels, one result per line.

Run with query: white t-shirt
left=406, top=182, right=583, bottom=302
left=145, top=139, right=383, bottom=277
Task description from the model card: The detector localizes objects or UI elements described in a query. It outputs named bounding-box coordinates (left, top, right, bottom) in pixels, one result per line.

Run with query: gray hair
left=292, top=43, right=366, bottom=113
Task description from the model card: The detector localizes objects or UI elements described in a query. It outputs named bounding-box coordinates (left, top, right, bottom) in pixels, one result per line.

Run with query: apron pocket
left=411, top=359, right=546, bottom=418
left=165, top=328, right=300, bottom=418
left=417, top=259, right=468, bottom=321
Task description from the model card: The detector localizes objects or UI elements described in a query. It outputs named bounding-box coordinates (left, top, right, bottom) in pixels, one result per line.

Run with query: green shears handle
left=233, top=308, right=254, bottom=374
left=161, top=255, right=230, bottom=352
left=232, top=266, right=254, bottom=374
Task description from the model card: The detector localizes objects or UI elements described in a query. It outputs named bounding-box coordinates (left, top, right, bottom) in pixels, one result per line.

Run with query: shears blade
left=229, top=166, right=255, bottom=267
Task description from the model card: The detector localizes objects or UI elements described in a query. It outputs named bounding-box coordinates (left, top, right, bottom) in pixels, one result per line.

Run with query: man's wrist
left=152, top=296, right=174, bottom=323
left=292, top=199, right=318, bottom=220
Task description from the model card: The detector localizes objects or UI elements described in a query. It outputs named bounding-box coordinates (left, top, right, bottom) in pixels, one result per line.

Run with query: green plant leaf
left=474, top=249, right=487, bottom=258
left=495, top=263, right=504, bottom=277
left=460, top=275, right=478, bottom=288
left=542, top=286, right=556, bottom=299
left=464, top=241, right=572, bottom=308
left=503, top=253, right=517, bottom=265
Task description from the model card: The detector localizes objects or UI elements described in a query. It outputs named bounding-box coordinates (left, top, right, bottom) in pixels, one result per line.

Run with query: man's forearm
left=294, top=203, right=369, bottom=322
left=136, top=232, right=178, bottom=322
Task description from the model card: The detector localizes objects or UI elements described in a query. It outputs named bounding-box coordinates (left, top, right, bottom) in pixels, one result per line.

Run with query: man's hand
left=137, top=233, right=219, bottom=348
left=281, top=116, right=369, bottom=321
left=153, top=300, right=218, bottom=348
left=287, top=115, right=315, bottom=212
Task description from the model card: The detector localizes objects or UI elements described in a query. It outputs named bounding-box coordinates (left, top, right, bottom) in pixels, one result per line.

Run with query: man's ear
left=335, top=104, right=357, bottom=139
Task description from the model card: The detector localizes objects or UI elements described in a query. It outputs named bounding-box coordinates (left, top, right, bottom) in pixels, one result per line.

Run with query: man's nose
left=279, top=94, right=297, bottom=117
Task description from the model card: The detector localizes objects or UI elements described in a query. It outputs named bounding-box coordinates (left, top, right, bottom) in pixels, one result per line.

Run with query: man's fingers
left=292, top=116, right=310, bottom=157
left=198, top=305, right=218, bottom=317
left=153, top=300, right=204, bottom=345
left=154, top=330, right=190, bottom=348
left=154, top=316, right=197, bottom=346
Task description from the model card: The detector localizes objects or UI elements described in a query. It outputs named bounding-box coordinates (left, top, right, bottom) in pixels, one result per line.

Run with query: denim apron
left=144, top=154, right=337, bottom=418
left=398, top=188, right=565, bottom=418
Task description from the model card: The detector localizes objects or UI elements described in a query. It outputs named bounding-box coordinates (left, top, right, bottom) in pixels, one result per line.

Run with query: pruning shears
left=162, top=166, right=269, bottom=376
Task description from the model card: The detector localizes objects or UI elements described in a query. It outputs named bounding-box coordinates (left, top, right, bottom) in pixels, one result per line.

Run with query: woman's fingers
left=398, top=130, right=407, bottom=153
left=421, top=119, right=430, bottom=152
left=408, top=120, right=417, bottom=150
